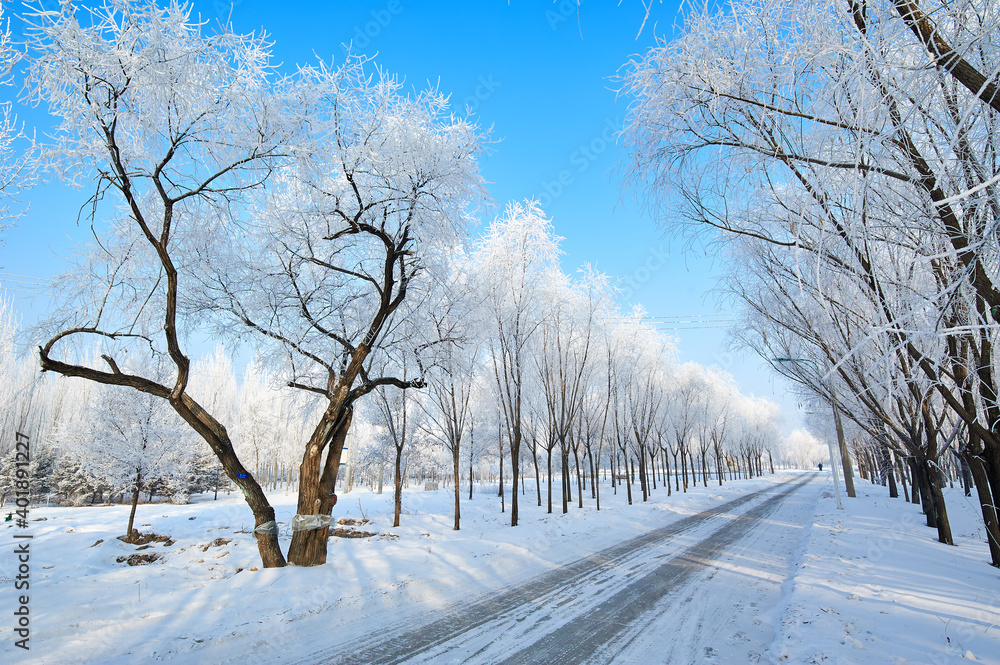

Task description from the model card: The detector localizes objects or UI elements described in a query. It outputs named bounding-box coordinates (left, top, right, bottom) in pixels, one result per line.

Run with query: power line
left=646, top=325, right=734, bottom=331
left=0, top=272, right=48, bottom=283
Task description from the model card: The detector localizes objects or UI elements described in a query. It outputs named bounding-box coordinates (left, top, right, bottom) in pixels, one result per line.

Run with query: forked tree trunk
left=287, top=407, right=352, bottom=567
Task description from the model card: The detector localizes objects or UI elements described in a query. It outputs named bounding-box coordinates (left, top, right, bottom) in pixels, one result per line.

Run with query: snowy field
left=774, top=479, right=1000, bottom=664
left=1, top=470, right=998, bottom=664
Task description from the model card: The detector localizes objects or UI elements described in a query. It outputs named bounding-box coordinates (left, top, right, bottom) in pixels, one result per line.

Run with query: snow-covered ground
left=1, top=470, right=997, bottom=664
left=774, top=479, right=1000, bottom=665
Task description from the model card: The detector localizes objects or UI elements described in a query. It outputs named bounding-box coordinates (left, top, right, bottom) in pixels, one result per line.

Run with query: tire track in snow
left=499, top=475, right=813, bottom=664
left=298, top=476, right=812, bottom=665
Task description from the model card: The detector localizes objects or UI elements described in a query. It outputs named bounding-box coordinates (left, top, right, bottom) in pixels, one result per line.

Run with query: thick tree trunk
left=832, top=407, right=856, bottom=498
left=968, top=450, right=1000, bottom=566
left=915, top=460, right=937, bottom=528
left=985, top=444, right=1000, bottom=531
left=926, top=463, right=954, bottom=545
left=287, top=407, right=352, bottom=567
left=174, top=395, right=286, bottom=568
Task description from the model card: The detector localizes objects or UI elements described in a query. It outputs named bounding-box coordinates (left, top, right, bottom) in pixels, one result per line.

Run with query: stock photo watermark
left=546, top=0, right=588, bottom=30
left=9, top=431, right=32, bottom=651
left=462, top=75, right=501, bottom=115
left=212, top=0, right=243, bottom=21
left=620, top=244, right=670, bottom=300
left=346, top=0, right=405, bottom=50
left=535, top=116, right=620, bottom=209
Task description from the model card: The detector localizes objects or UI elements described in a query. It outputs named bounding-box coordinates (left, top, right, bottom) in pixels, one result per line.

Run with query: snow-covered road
left=296, top=475, right=817, bottom=665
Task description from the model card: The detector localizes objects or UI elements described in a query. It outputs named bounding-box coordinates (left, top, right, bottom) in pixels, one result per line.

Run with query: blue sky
left=0, top=0, right=805, bottom=433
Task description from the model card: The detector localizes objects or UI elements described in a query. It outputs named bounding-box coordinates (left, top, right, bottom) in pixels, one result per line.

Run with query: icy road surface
left=296, top=475, right=816, bottom=665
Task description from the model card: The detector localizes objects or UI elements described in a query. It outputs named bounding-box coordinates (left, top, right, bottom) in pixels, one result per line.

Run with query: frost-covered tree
left=26, top=0, right=289, bottom=566
left=622, top=0, right=1000, bottom=564
left=416, top=268, right=483, bottom=530
left=664, top=363, right=703, bottom=493
left=534, top=266, right=611, bottom=513
left=59, top=372, right=189, bottom=540
left=194, top=55, right=484, bottom=564
left=371, top=356, right=419, bottom=528
left=603, top=309, right=675, bottom=504
left=0, top=0, right=27, bottom=236
left=475, top=200, right=562, bottom=527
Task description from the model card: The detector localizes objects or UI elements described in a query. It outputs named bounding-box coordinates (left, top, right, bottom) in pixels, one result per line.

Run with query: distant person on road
left=818, top=463, right=823, bottom=471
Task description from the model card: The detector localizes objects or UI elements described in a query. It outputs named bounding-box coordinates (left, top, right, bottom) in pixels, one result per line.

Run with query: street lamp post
left=804, top=410, right=844, bottom=510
